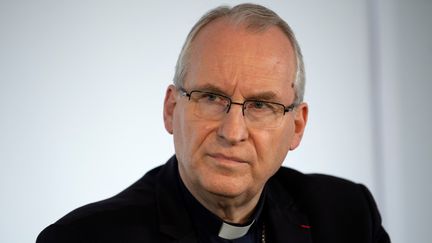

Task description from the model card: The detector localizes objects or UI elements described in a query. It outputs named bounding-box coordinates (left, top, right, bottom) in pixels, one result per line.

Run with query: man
left=37, top=3, right=390, bottom=243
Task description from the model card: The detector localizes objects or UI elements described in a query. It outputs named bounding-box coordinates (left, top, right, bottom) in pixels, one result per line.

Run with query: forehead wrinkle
left=204, top=55, right=289, bottom=86
left=190, top=55, right=289, bottom=102
left=219, top=53, right=290, bottom=77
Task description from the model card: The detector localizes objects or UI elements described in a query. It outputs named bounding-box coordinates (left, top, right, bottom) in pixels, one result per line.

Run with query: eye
left=247, top=101, right=271, bottom=110
left=246, top=101, right=283, bottom=116
left=202, top=93, right=219, bottom=102
left=194, top=92, right=228, bottom=105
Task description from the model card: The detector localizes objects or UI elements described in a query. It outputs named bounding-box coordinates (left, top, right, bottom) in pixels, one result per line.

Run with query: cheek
left=274, top=127, right=295, bottom=161
left=253, top=128, right=293, bottom=173
left=172, top=107, right=194, bottom=160
left=173, top=108, right=215, bottom=160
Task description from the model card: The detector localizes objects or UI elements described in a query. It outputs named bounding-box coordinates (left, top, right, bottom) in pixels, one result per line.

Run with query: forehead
left=185, top=18, right=296, bottom=98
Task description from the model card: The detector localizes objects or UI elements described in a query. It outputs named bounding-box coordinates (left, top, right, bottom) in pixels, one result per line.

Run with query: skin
left=163, top=18, right=308, bottom=224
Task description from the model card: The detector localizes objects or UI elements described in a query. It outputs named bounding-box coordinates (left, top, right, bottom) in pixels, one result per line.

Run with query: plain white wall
left=376, top=0, right=432, bottom=242
left=0, top=1, right=430, bottom=243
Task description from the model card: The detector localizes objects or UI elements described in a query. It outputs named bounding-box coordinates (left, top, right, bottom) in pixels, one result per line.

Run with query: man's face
left=164, top=19, right=308, bottom=202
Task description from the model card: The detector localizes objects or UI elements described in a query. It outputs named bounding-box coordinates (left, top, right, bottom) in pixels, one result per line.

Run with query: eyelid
left=246, top=99, right=278, bottom=105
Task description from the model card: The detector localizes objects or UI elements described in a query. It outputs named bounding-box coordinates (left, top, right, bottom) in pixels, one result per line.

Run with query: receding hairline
left=192, top=15, right=297, bottom=43
left=186, top=17, right=298, bottom=83
left=187, top=10, right=298, bottom=52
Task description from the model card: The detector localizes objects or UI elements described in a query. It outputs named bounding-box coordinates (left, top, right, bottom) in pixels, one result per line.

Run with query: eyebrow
left=191, top=83, right=279, bottom=101
left=246, top=91, right=278, bottom=101
left=192, top=83, right=226, bottom=94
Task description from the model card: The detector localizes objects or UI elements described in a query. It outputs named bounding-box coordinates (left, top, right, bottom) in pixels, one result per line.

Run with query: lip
left=208, top=153, right=248, bottom=164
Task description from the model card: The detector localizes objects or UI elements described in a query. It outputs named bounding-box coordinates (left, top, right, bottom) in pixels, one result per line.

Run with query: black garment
left=37, top=156, right=391, bottom=243
left=178, top=165, right=265, bottom=243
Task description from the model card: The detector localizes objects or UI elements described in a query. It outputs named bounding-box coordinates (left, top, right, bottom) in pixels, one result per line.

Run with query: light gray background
left=0, top=1, right=431, bottom=243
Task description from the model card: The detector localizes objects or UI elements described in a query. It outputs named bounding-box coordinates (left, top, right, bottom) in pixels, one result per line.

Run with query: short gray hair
left=173, top=3, right=305, bottom=105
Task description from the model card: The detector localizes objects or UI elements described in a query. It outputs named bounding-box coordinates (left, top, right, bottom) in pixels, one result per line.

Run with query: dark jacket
left=37, top=156, right=390, bottom=243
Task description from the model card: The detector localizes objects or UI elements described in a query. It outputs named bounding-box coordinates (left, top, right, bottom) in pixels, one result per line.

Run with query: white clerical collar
left=218, top=219, right=255, bottom=240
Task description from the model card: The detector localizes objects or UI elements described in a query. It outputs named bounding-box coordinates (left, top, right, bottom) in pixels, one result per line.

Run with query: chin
left=202, top=175, right=252, bottom=198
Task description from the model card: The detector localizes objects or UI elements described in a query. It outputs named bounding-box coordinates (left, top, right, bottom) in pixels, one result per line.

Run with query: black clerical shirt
left=177, top=170, right=266, bottom=243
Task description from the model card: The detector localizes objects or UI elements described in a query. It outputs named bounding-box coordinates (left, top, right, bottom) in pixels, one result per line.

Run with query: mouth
left=208, top=153, right=248, bottom=165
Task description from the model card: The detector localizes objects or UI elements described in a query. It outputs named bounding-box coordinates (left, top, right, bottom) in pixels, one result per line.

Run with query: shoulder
left=37, top=164, right=166, bottom=242
left=59, top=164, right=163, bottom=225
left=272, top=166, right=367, bottom=197
left=270, top=167, right=373, bottom=212
left=268, top=167, right=390, bottom=242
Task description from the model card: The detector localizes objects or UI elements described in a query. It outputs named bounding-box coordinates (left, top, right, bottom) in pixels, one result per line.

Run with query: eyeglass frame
left=177, top=87, right=297, bottom=118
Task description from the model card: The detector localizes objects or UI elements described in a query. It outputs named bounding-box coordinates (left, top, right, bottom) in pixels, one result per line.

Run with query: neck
left=213, top=195, right=262, bottom=224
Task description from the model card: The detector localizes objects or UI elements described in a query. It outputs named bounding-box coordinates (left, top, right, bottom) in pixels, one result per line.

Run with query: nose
left=217, top=103, right=249, bottom=145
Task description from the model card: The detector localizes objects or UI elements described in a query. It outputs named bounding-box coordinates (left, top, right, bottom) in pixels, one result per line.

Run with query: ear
left=163, top=85, right=177, bottom=134
left=289, top=102, right=308, bottom=150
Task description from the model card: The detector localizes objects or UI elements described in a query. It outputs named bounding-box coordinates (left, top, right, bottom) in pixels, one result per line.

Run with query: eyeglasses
left=178, top=87, right=296, bottom=129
